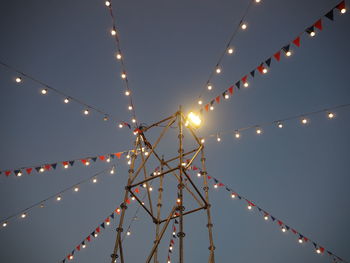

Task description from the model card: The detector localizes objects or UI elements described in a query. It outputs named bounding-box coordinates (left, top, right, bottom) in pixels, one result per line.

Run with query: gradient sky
left=0, top=0, right=350, bottom=262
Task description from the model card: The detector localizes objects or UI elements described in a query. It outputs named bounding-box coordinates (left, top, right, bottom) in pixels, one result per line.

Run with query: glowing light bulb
left=39, top=167, right=45, bottom=173
left=41, top=89, right=48, bottom=95
left=125, top=90, right=130, bottom=96
left=327, top=112, right=334, bottom=119
left=172, top=231, right=176, bottom=235
left=149, top=187, right=153, bottom=191
left=264, top=215, right=269, bottom=220
left=85, top=161, right=90, bottom=166
left=207, top=84, right=213, bottom=90
left=197, top=172, right=201, bottom=177
left=169, top=246, right=173, bottom=250
left=210, top=105, right=214, bottom=111
left=21, top=213, right=27, bottom=219
left=15, top=77, right=22, bottom=83
left=255, top=0, right=261, bottom=3
left=3, top=222, right=8, bottom=227
left=74, top=187, right=79, bottom=192
left=132, top=118, right=136, bottom=123
left=187, top=112, right=201, bottom=126
left=231, top=193, right=236, bottom=199
left=17, top=171, right=22, bottom=177
left=105, top=1, right=111, bottom=7
left=118, top=123, right=123, bottom=128
left=84, top=109, right=89, bottom=115
left=103, top=116, right=109, bottom=121
left=217, top=136, right=221, bottom=142
left=281, top=227, right=286, bottom=232
left=298, top=238, right=303, bottom=243
left=176, top=198, right=181, bottom=203
left=111, top=29, right=117, bottom=36
left=256, top=128, right=262, bottom=134
left=126, top=155, right=130, bottom=159
left=143, top=183, right=147, bottom=188
left=56, top=196, right=62, bottom=201
left=94, top=233, right=98, bottom=237
left=247, top=205, right=252, bottom=210
left=110, top=167, right=115, bottom=174
left=144, top=151, right=149, bottom=156
left=127, top=160, right=131, bottom=165
left=316, top=248, right=321, bottom=254
left=128, top=105, right=133, bottom=110
left=68, top=255, right=74, bottom=260
left=241, top=23, right=247, bottom=30
left=224, top=94, right=230, bottom=99
left=227, top=47, right=234, bottom=54
left=310, top=31, right=316, bottom=37
left=243, top=82, right=249, bottom=88
left=277, top=122, right=283, bottom=128
left=127, top=230, right=131, bottom=236
left=40, top=203, right=44, bottom=208
left=116, top=53, right=122, bottom=60
left=106, top=157, right=111, bottom=163
left=198, top=100, right=203, bottom=105
left=341, top=7, right=346, bottom=14
left=106, top=221, right=110, bottom=226
left=82, top=244, right=86, bottom=248
left=215, top=67, right=222, bottom=74
left=121, top=73, right=127, bottom=79
left=214, top=184, right=218, bottom=188
left=92, top=178, right=97, bottom=183
left=301, top=118, right=308, bottom=124
left=131, top=196, right=135, bottom=201
left=201, top=138, right=205, bottom=144
left=235, top=132, right=240, bottom=139
left=262, top=68, right=268, bottom=74
left=64, top=164, right=69, bottom=169
left=64, top=97, right=70, bottom=103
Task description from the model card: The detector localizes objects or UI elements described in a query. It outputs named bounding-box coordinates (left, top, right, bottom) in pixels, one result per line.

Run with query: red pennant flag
left=87, top=236, right=91, bottom=242
left=126, top=199, right=131, bottom=204
left=303, top=237, right=308, bottom=242
left=99, top=155, right=105, bottom=161
left=96, top=227, right=100, bottom=233
left=314, top=19, right=322, bottom=30
left=173, top=226, right=176, bottom=231
left=293, top=36, right=301, bottom=47
left=273, top=51, right=281, bottom=61
left=105, top=218, right=110, bottom=223
left=291, top=229, right=297, bottom=234
left=26, top=168, right=33, bottom=175
left=115, top=152, right=122, bottom=159
left=5, top=170, right=11, bottom=176
left=337, top=1, right=346, bottom=12
left=257, top=65, right=264, bottom=73
left=207, top=176, right=211, bottom=179
left=44, top=164, right=51, bottom=171
left=192, top=166, right=198, bottom=170
left=228, top=86, right=234, bottom=95
left=115, top=208, right=121, bottom=214
left=241, top=75, right=248, bottom=83
left=215, top=96, right=220, bottom=104
left=319, top=247, right=325, bottom=253
left=62, top=161, right=69, bottom=167
left=277, top=220, right=283, bottom=226
left=205, top=104, right=209, bottom=112
left=170, top=239, right=175, bottom=245
left=76, top=245, right=81, bottom=251
left=81, top=159, right=87, bottom=165
left=135, top=187, right=139, bottom=193
left=218, top=183, right=225, bottom=187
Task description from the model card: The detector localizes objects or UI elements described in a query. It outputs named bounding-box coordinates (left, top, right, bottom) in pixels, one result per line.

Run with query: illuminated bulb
left=64, top=164, right=69, bottom=169
left=277, top=122, right=283, bottom=128
left=241, top=23, right=247, bottom=30
left=127, top=160, right=131, bottom=165
left=105, top=0, right=111, bottom=7
left=214, top=184, right=218, bottom=188
left=169, top=246, right=173, bottom=250
left=132, top=118, right=136, bottom=123
left=168, top=260, right=171, bottom=263
left=262, top=68, right=268, bottom=74
left=84, top=109, right=89, bottom=115
left=64, top=97, right=70, bottom=103
left=243, top=82, right=249, bottom=88
left=298, top=238, right=303, bottom=244
left=121, top=73, right=127, bottom=79
left=255, top=0, right=261, bottom=3
left=227, top=47, right=234, bottom=54
left=92, top=178, right=97, bottom=183
left=201, top=138, right=205, bottom=144
left=2, top=222, right=7, bottom=227
left=116, top=53, right=122, bottom=60
left=198, top=100, right=203, bottom=105
left=74, top=187, right=79, bottom=192
left=327, top=112, right=334, bottom=119
left=131, top=196, right=135, bottom=201
left=143, top=183, right=147, bottom=188
left=144, top=151, right=149, bottom=156
left=85, top=161, right=90, bottom=166
left=68, top=255, right=74, bottom=260
left=153, top=171, right=157, bottom=176
left=128, top=105, right=133, bottom=110
left=119, top=123, right=123, bottom=128
left=110, top=167, right=115, bottom=174
left=103, top=116, right=108, bottom=121
left=281, top=227, right=286, bottom=232
left=256, top=128, right=262, bottom=134
left=224, top=94, right=229, bottom=99
left=217, top=136, right=221, bottom=142
left=106, top=157, right=111, bottom=162
left=207, top=84, right=213, bottom=90
left=56, top=196, right=62, bottom=201
left=197, top=172, right=202, bottom=177
left=127, top=231, right=131, bottom=236
left=187, top=112, right=201, bottom=126
left=94, top=233, right=98, bottom=237
left=149, top=187, right=153, bottom=191
left=316, top=248, right=321, bottom=254
left=111, top=29, right=117, bottom=36
left=210, top=106, right=214, bottom=111
left=21, top=213, right=27, bottom=219
left=172, top=231, right=176, bottom=236
left=82, top=244, right=86, bottom=248
left=310, top=31, right=316, bottom=37
left=17, top=171, right=22, bottom=177
left=341, top=7, right=346, bottom=14
left=15, top=77, right=22, bottom=83
left=286, top=51, right=292, bottom=57
left=301, top=118, right=308, bottom=124
left=215, top=67, right=222, bottom=74
left=247, top=205, right=252, bottom=210
left=125, top=90, right=130, bottom=96
left=41, top=89, right=48, bottom=95
left=126, top=154, right=130, bottom=159
left=106, top=221, right=110, bottom=226
left=39, top=167, right=45, bottom=173
left=235, top=132, right=240, bottom=139
left=264, top=215, right=269, bottom=220
left=40, top=204, right=45, bottom=208
left=176, top=198, right=181, bottom=203
left=231, top=193, right=236, bottom=199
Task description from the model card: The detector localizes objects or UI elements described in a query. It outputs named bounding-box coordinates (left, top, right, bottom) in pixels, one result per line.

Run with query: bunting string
left=166, top=220, right=178, bottom=263
left=0, top=166, right=116, bottom=229
left=193, top=172, right=349, bottom=263
left=200, top=102, right=350, bottom=143
left=198, top=1, right=347, bottom=112
left=0, top=61, right=132, bottom=128
left=104, top=0, right=139, bottom=126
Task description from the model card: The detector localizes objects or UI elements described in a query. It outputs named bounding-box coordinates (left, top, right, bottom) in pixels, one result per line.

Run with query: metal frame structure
left=110, top=107, right=215, bottom=263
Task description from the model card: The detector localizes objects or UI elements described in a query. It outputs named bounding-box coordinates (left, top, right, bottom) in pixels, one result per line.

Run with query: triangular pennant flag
left=14, top=170, right=20, bottom=176
left=91, top=157, right=97, bottom=162
left=235, top=81, right=241, bottom=89
left=241, top=75, right=248, bottom=83
left=96, top=227, right=100, bottom=233
left=285, top=225, right=290, bottom=230
left=210, top=100, right=215, bottom=106
left=215, top=96, right=220, bottom=104
left=115, top=152, right=122, bottom=159
left=292, top=229, right=297, bottom=234
left=76, top=245, right=80, bottom=251
left=293, top=36, right=301, bottom=47
left=325, top=10, right=334, bottom=21
left=51, top=163, right=57, bottom=170
left=126, top=199, right=131, bottom=204
left=273, top=51, right=281, bottom=61
left=337, top=1, right=346, bottom=12
left=319, top=247, right=324, bottom=253
left=87, top=236, right=91, bottom=242
left=265, top=58, right=272, bottom=67
left=170, top=239, right=175, bottom=245
left=213, top=178, right=218, bottom=183
left=101, top=222, right=105, bottom=229
left=277, top=220, right=283, bottom=226
left=282, top=45, right=290, bottom=53
left=271, top=216, right=276, bottom=221
left=218, top=183, right=224, bottom=187
left=81, top=159, right=87, bottom=165
left=228, top=86, right=234, bottom=94
left=110, top=154, right=115, bottom=159
left=110, top=213, right=115, bottom=219
left=222, top=92, right=226, bottom=99
left=257, top=64, right=264, bottom=74
left=312, top=242, right=317, bottom=248
left=225, top=187, right=230, bottom=191
left=250, top=70, right=255, bottom=77
left=135, top=187, right=140, bottom=193
left=175, top=219, right=179, bottom=224
left=303, top=237, right=308, bottom=242
left=207, top=176, right=211, bottom=180
left=44, top=164, right=51, bottom=171
left=35, top=167, right=41, bottom=172
left=69, top=161, right=75, bottom=166
left=99, top=155, right=105, bottom=161
left=91, top=231, right=95, bottom=237
left=314, top=19, right=323, bottom=30
left=26, top=168, right=33, bottom=175
left=258, top=207, right=262, bottom=212
left=205, top=104, right=209, bottom=112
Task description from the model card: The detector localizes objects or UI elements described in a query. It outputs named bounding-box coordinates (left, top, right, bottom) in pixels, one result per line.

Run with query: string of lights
left=0, top=61, right=131, bottom=127
left=104, top=0, right=138, bottom=126
left=0, top=151, right=126, bottom=178
left=0, top=166, right=116, bottom=229
left=201, top=173, right=349, bottom=262
left=166, top=221, right=178, bottom=263
left=199, top=102, right=350, bottom=143
left=197, top=1, right=346, bottom=111
left=197, top=0, right=260, bottom=104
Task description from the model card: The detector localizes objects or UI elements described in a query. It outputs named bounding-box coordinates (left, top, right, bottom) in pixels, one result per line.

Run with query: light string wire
left=0, top=166, right=115, bottom=226
left=105, top=0, right=139, bottom=126
left=197, top=0, right=255, bottom=101
left=0, top=61, right=130, bottom=125
left=205, top=173, right=349, bottom=262
left=198, top=1, right=346, bottom=111
left=201, top=102, right=350, bottom=141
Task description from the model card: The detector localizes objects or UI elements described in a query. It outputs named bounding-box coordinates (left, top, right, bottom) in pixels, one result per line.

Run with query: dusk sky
left=1, top=0, right=350, bottom=262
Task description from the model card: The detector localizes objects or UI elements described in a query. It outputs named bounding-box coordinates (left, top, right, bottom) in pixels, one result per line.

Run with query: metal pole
left=178, top=106, right=185, bottom=263
left=154, top=157, right=164, bottom=263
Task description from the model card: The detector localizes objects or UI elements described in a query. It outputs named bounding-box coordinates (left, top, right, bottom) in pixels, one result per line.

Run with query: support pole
left=178, top=107, right=185, bottom=263
left=154, top=157, right=164, bottom=263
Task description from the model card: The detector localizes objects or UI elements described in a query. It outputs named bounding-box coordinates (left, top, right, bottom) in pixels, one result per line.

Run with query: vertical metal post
left=200, top=147, right=216, bottom=263
left=178, top=106, right=185, bottom=263
left=154, top=157, right=164, bottom=263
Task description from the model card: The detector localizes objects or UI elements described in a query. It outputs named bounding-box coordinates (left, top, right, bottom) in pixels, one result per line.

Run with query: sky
left=0, top=0, right=350, bottom=262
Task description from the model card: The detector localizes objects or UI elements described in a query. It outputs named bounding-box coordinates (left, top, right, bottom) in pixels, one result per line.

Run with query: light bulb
left=121, top=73, right=127, bottom=79
left=217, top=137, right=221, bottom=142
left=103, top=116, right=109, bottom=121
left=2, top=222, right=7, bottom=227
left=215, top=67, right=222, bottom=74
left=256, top=128, right=262, bottom=134
left=106, top=157, right=111, bottom=162
left=210, top=105, right=214, bottom=111
left=21, top=213, right=27, bottom=219
left=301, top=118, right=308, bottom=124
left=132, top=118, right=136, bottom=123
left=74, top=187, right=79, bottom=192
left=264, top=215, right=268, bottom=220
left=125, top=90, right=130, bottom=96
left=111, top=29, right=117, bottom=36
left=241, top=23, right=247, bottom=30
left=105, top=1, right=111, bottom=7
left=286, top=51, right=292, bottom=57
left=197, top=172, right=201, bottom=177
left=255, top=0, right=261, bottom=3
left=227, top=47, right=234, bottom=54
left=310, top=31, right=316, bottom=37
left=57, top=196, right=62, bottom=201
left=224, top=94, right=229, bottom=99
left=82, top=244, right=86, bottom=248
left=85, top=161, right=90, bottom=166
left=231, top=193, right=236, bottom=199
left=327, top=112, right=334, bottom=119
left=243, top=82, right=249, bottom=88
left=106, top=221, right=110, bottom=226
left=214, top=184, right=218, bottom=188
left=131, top=196, right=135, bottom=200
left=127, top=231, right=131, bottom=236
left=126, top=155, right=130, bottom=159
left=64, top=164, right=69, bottom=169
left=84, top=109, right=89, bottom=115
left=15, top=77, right=22, bottom=83
left=127, top=160, right=131, bottom=165
left=235, top=132, right=240, bottom=138
left=277, top=122, right=283, bottom=128
left=118, top=123, right=123, bottom=128
left=176, top=198, right=181, bottom=203
left=68, top=255, right=74, bottom=260
left=128, top=105, right=133, bottom=110
left=169, top=246, right=173, bottom=250
left=298, top=238, right=303, bottom=243
left=198, top=100, right=203, bottom=105
left=149, top=187, right=153, bottom=191
left=40, top=203, right=44, bottom=208
left=92, top=178, right=97, bottom=183
left=201, top=138, right=205, bottom=144
left=41, top=89, right=48, bottom=95
left=172, top=231, right=176, bottom=236
left=39, top=167, right=45, bottom=173
left=110, top=168, right=115, bottom=174
left=247, top=205, right=252, bottom=210
left=116, top=53, right=122, bottom=60
left=207, top=84, right=213, bottom=90
left=341, top=8, right=346, bottom=14
left=316, top=248, right=321, bottom=254
left=64, top=97, right=70, bottom=103
left=94, top=233, right=98, bottom=237
left=262, top=68, right=268, bottom=74
left=144, top=151, right=149, bottom=156
left=17, top=171, right=22, bottom=177
left=281, top=227, right=286, bottom=232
